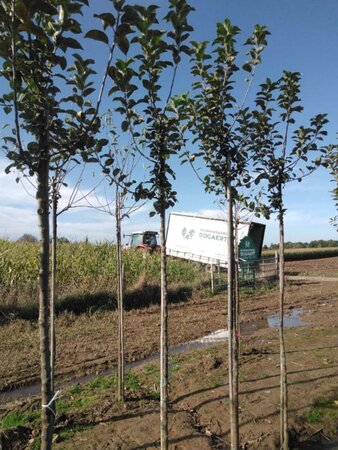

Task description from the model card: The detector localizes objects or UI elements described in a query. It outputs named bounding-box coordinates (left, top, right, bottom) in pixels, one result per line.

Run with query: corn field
left=0, top=239, right=205, bottom=307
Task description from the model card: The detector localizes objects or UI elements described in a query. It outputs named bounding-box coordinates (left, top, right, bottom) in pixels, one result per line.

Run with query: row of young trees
left=0, top=1, right=336, bottom=449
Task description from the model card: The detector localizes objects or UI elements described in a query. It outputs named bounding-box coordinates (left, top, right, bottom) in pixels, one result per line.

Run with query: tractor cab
left=127, top=231, right=160, bottom=252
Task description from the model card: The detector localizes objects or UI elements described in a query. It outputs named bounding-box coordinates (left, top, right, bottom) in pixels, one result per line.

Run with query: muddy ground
left=0, top=257, right=337, bottom=449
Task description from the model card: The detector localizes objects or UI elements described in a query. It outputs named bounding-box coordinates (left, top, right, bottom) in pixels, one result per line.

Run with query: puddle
left=267, top=308, right=309, bottom=328
left=0, top=336, right=229, bottom=404
left=195, top=329, right=229, bottom=344
left=0, top=310, right=309, bottom=404
left=241, top=308, right=309, bottom=335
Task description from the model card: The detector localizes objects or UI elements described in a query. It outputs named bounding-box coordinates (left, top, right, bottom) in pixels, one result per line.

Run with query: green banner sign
left=238, top=236, right=258, bottom=261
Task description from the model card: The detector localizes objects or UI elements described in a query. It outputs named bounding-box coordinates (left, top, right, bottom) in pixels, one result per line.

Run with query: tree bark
left=233, top=202, right=240, bottom=445
left=227, top=179, right=239, bottom=450
left=234, top=202, right=240, bottom=335
left=50, top=179, right=57, bottom=395
left=279, top=199, right=288, bottom=450
left=160, top=202, right=168, bottom=449
left=116, top=189, right=125, bottom=401
left=37, top=154, right=53, bottom=450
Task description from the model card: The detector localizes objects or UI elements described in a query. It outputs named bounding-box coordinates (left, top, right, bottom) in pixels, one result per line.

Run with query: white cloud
left=0, top=205, right=37, bottom=238
left=0, top=158, right=155, bottom=241
left=176, top=208, right=226, bottom=220
left=285, top=210, right=331, bottom=226
left=197, top=208, right=226, bottom=219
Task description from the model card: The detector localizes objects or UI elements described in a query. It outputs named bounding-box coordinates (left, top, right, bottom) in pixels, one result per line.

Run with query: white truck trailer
left=166, top=212, right=265, bottom=267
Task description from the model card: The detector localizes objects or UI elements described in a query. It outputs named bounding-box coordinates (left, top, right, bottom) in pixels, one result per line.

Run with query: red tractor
left=126, top=231, right=160, bottom=252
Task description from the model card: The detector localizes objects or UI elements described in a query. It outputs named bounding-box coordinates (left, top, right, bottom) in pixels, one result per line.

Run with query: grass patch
left=260, top=372, right=270, bottom=379
left=31, top=437, right=41, bottom=450
left=0, top=412, right=27, bottom=428
left=147, top=390, right=160, bottom=401
left=125, top=371, right=142, bottom=392
left=143, top=363, right=159, bottom=376
left=169, top=357, right=182, bottom=375
left=73, top=396, right=96, bottom=409
left=68, top=384, right=84, bottom=395
left=303, top=397, right=338, bottom=434
left=56, top=428, right=71, bottom=442
left=57, top=399, right=72, bottom=415
left=56, top=374, right=118, bottom=415
left=205, top=347, right=217, bottom=357
left=0, top=410, right=39, bottom=429
left=85, top=374, right=118, bottom=390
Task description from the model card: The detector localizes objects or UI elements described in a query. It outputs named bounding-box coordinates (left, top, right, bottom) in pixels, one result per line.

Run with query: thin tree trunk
left=157, top=142, right=169, bottom=449
left=279, top=199, right=288, bottom=450
left=37, top=155, right=53, bottom=450
left=160, top=204, right=168, bottom=449
left=50, top=180, right=57, bottom=395
left=234, top=202, right=240, bottom=334
left=116, top=190, right=124, bottom=401
left=233, top=202, right=240, bottom=438
left=227, top=179, right=239, bottom=450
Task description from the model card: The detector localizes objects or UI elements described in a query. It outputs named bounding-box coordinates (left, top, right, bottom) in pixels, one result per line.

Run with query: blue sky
left=0, top=0, right=337, bottom=244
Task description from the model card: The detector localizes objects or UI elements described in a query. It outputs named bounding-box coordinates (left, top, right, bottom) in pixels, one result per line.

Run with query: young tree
left=0, top=1, right=142, bottom=445
left=179, top=20, right=270, bottom=450
left=0, top=2, right=110, bottom=447
left=46, top=0, right=147, bottom=401
left=49, top=162, right=102, bottom=393
left=252, top=71, right=328, bottom=449
left=94, top=123, right=143, bottom=402
left=108, top=2, right=193, bottom=447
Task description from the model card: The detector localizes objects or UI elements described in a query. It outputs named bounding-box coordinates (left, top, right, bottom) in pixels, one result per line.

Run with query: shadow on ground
left=0, top=284, right=193, bottom=325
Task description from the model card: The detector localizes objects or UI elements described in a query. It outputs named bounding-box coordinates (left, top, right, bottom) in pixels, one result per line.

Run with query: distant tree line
left=264, top=240, right=338, bottom=249
left=16, top=234, right=70, bottom=244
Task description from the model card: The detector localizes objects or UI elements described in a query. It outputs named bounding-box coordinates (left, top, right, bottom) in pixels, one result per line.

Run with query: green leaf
left=105, top=158, right=114, bottom=166
left=121, top=6, right=140, bottom=24
left=94, top=13, right=116, bottom=29
left=85, top=30, right=109, bottom=45
left=242, top=63, right=252, bottom=73
left=83, top=88, right=95, bottom=97
left=38, top=2, right=58, bottom=15
left=62, top=37, right=83, bottom=50
left=116, top=35, right=129, bottom=55
left=98, top=138, right=109, bottom=147
left=113, top=0, right=125, bottom=11
left=5, top=163, right=16, bottom=174
left=56, top=56, right=67, bottom=70
left=121, top=120, right=129, bottom=132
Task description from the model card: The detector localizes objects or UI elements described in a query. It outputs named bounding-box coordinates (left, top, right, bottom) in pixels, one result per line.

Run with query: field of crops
left=262, top=246, right=338, bottom=261
left=0, top=239, right=206, bottom=307
left=1, top=240, right=337, bottom=309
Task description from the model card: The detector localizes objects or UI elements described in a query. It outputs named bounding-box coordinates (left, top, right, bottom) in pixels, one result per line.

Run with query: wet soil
left=0, top=257, right=336, bottom=394
left=0, top=257, right=337, bottom=449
